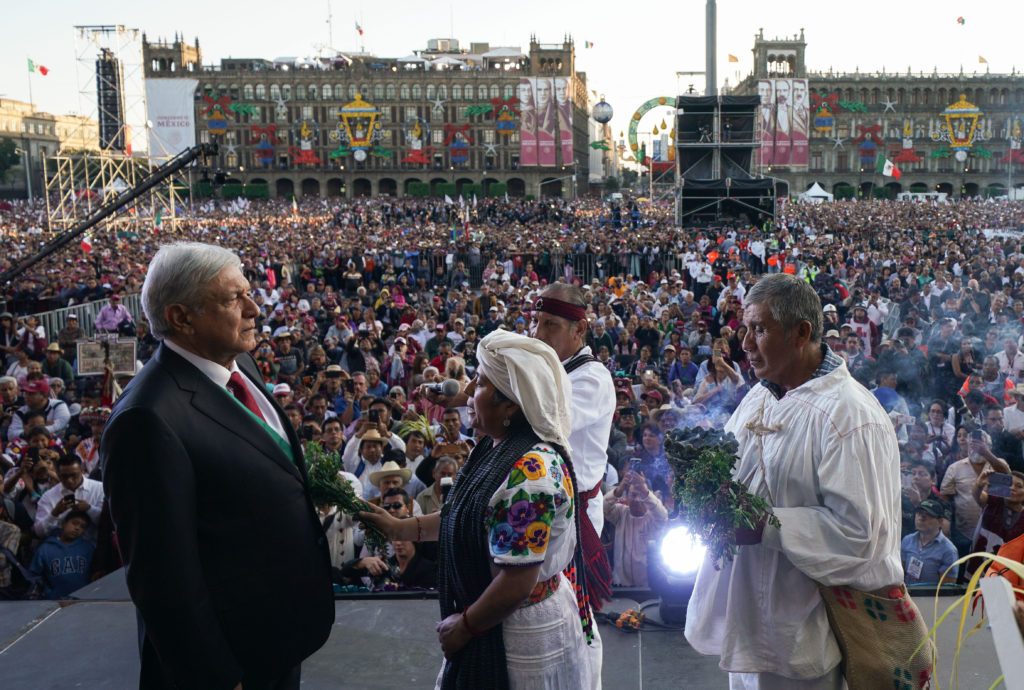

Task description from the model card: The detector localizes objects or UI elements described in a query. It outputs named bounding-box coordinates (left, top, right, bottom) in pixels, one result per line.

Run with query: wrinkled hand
left=357, top=556, right=389, bottom=577
left=437, top=613, right=472, bottom=660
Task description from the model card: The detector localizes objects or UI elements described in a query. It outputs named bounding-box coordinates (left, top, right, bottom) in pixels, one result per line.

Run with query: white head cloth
left=475, top=329, right=573, bottom=454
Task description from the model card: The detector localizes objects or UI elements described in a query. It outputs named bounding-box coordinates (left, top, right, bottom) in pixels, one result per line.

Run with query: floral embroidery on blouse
left=485, top=444, right=574, bottom=564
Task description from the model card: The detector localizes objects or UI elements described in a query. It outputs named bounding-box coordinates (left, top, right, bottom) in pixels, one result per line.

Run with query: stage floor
left=0, top=570, right=1004, bottom=689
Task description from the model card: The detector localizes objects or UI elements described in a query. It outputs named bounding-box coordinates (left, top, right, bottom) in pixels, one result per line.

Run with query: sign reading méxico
left=145, top=78, right=199, bottom=159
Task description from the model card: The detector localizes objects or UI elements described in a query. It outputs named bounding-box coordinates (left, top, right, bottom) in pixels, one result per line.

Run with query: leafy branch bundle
left=665, top=427, right=780, bottom=567
left=306, top=441, right=388, bottom=555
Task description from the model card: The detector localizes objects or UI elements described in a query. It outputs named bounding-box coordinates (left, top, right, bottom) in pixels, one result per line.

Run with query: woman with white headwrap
left=362, top=329, right=595, bottom=690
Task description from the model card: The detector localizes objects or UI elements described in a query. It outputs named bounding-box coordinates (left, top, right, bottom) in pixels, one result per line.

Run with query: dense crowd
left=3, top=193, right=1024, bottom=598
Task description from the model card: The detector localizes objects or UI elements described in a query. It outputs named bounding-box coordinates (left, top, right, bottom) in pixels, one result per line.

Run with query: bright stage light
left=659, top=525, right=706, bottom=576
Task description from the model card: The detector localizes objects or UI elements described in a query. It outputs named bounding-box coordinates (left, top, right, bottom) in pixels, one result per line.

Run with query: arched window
left=426, top=84, right=436, bottom=100
left=385, top=83, right=396, bottom=99
left=322, top=84, right=332, bottom=100
left=282, top=85, right=292, bottom=100
left=296, top=84, right=307, bottom=100
left=464, top=85, right=474, bottom=100
left=438, top=85, right=447, bottom=99
left=412, top=84, right=422, bottom=99
left=374, top=84, right=384, bottom=100
left=451, top=84, right=462, bottom=100
left=255, top=84, right=267, bottom=100
left=400, top=84, right=410, bottom=100
left=335, top=84, right=344, bottom=100
left=349, top=84, right=358, bottom=99
left=490, top=84, right=500, bottom=99
left=360, top=84, right=370, bottom=96
left=228, top=84, right=239, bottom=100
left=270, top=84, right=281, bottom=100
left=243, top=84, right=254, bottom=100
left=504, top=84, right=514, bottom=99
left=308, top=84, right=318, bottom=100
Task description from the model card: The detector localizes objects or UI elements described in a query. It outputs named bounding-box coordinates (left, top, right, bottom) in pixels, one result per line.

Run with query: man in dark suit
left=101, top=242, right=334, bottom=690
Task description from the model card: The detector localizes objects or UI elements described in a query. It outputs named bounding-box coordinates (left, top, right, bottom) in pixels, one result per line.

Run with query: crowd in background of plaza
left=3, top=190, right=1024, bottom=599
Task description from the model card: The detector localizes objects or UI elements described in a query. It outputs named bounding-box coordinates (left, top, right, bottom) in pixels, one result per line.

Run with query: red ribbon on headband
left=535, top=297, right=586, bottom=322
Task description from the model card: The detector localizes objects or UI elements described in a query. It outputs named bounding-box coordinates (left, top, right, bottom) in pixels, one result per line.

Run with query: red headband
left=535, top=296, right=586, bottom=322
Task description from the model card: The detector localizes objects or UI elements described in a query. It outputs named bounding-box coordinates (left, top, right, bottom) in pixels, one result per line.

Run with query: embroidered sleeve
left=485, top=444, right=572, bottom=566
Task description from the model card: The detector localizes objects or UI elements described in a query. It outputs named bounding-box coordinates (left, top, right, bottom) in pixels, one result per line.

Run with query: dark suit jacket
left=101, top=344, right=334, bottom=690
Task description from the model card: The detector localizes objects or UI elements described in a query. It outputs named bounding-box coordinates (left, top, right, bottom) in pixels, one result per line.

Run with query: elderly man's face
left=741, top=302, right=805, bottom=387
left=186, top=265, right=260, bottom=366
left=0, top=380, right=17, bottom=403
left=442, top=412, right=462, bottom=439
left=379, top=475, right=404, bottom=494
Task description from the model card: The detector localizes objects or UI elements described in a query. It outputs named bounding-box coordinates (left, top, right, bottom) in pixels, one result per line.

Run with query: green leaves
left=306, top=441, right=388, bottom=555
left=666, top=427, right=779, bottom=567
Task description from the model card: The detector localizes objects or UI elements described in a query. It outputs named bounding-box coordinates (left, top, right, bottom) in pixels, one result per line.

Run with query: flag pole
left=27, top=62, right=34, bottom=110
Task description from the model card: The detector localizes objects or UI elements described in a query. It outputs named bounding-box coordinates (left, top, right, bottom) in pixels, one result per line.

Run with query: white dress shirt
left=34, top=477, right=104, bottom=538
left=164, top=339, right=289, bottom=443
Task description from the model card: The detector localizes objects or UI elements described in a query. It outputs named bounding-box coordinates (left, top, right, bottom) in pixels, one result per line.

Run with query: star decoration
left=831, top=135, right=845, bottom=150
left=483, top=143, right=497, bottom=156
left=881, top=97, right=897, bottom=113
left=431, top=97, right=446, bottom=113
left=226, top=143, right=238, bottom=156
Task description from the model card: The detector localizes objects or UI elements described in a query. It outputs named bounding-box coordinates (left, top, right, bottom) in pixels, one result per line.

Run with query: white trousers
left=729, top=666, right=845, bottom=690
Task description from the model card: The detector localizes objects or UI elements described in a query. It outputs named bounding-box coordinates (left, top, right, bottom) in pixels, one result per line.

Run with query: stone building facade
left=143, top=35, right=601, bottom=199
left=732, top=29, right=1024, bottom=199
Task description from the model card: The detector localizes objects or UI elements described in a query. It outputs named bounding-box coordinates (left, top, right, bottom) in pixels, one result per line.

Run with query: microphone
left=427, top=378, right=461, bottom=398
left=440, top=476, right=454, bottom=503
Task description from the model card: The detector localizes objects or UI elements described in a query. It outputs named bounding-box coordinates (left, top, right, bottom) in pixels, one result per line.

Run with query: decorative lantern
left=592, top=99, right=614, bottom=124
left=931, top=93, right=987, bottom=162
left=335, top=93, right=382, bottom=162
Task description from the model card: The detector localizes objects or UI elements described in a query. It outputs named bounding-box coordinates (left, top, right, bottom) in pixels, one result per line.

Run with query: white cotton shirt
left=685, top=362, right=903, bottom=679
left=34, top=477, right=105, bottom=538
left=564, top=346, right=617, bottom=536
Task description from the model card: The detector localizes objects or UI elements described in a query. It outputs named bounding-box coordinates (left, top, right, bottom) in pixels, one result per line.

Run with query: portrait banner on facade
left=518, top=78, right=538, bottom=166
left=555, top=76, right=573, bottom=166
left=757, top=78, right=808, bottom=170
left=757, top=79, right=775, bottom=168
left=145, top=78, right=199, bottom=159
left=535, top=77, right=557, bottom=166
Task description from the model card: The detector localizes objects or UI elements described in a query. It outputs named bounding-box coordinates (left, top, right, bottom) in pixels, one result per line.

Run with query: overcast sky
left=3, top=1, right=1019, bottom=142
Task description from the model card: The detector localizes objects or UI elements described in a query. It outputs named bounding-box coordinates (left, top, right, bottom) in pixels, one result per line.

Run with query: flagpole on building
left=27, top=65, right=34, bottom=110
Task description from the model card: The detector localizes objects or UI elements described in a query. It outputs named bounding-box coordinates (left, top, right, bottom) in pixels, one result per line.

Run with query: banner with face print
left=554, top=76, right=573, bottom=166
left=534, top=77, right=557, bottom=166
left=518, top=78, right=537, bottom=166
left=758, top=78, right=809, bottom=169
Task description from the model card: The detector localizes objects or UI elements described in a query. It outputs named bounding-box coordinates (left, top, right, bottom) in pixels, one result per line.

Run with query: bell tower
left=751, top=28, right=806, bottom=79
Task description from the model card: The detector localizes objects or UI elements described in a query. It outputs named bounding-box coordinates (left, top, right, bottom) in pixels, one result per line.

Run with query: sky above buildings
left=2, top=0, right=1020, bottom=148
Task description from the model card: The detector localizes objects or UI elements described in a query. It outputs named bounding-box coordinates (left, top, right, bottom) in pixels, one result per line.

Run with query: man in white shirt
left=1004, top=385, right=1024, bottom=438
left=995, top=335, right=1024, bottom=381
left=34, top=453, right=104, bottom=540
left=686, top=274, right=905, bottom=690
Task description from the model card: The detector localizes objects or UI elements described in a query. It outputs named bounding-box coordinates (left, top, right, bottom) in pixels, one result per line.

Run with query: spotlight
left=648, top=523, right=706, bottom=625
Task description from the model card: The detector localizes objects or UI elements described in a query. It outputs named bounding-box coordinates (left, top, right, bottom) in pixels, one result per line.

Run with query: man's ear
left=165, top=304, right=191, bottom=334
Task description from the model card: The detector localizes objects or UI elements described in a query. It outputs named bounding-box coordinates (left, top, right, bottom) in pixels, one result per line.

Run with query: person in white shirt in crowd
left=341, top=399, right=406, bottom=477
left=1003, top=384, right=1024, bottom=440
left=686, top=273, right=904, bottom=690
left=7, top=378, right=70, bottom=442
left=940, top=429, right=1012, bottom=545
left=603, top=470, right=667, bottom=587
left=342, top=428, right=389, bottom=499
left=995, top=335, right=1024, bottom=381
left=34, top=453, right=104, bottom=541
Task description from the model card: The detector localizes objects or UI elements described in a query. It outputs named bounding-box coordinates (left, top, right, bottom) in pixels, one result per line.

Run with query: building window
left=385, top=83, right=396, bottom=99
left=322, top=84, right=332, bottom=100
left=400, top=84, right=410, bottom=100
left=250, top=108, right=261, bottom=123
left=438, top=85, right=447, bottom=99
left=302, top=106, right=313, bottom=119
left=412, top=84, right=422, bottom=99
left=296, top=84, right=307, bottom=100
left=426, top=84, right=436, bottom=100
left=309, top=85, right=318, bottom=100
left=360, top=84, right=370, bottom=96
left=347, top=84, right=357, bottom=99
left=243, top=84, right=254, bottom=99
left=256, top=84, right=266, bottom=100
left=282, top=85, right=292, bottom=100
left=226, top=153, right=238, bottom=168
left=483, top=129, right=495, bottom=144
left=405, top=106, right=417, bottom=121
left=490, top=85, right=500, bottom=99
left=270, top=84, right=281, bottom=101
left=504, top=84, right=514, bottom=99
left=452, top=85, right=462, bottom=100
left=464, top=85, right=474, bottom=100
left=432, top=130, right=444, bottom=145
left=335, top=84, right=344, bottom=100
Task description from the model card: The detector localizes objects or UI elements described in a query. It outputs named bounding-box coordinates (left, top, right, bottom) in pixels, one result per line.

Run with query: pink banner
left=555, top=76, right=573, bottom=166
left=758, top=79, right=809, bottom=169
left=789, top=78, right=809, bottom=169
left=757, top=80, right=775, bottom=168
left=518, top=78, right=537, bottom=166
left=535, top=78, right=557, bottom=166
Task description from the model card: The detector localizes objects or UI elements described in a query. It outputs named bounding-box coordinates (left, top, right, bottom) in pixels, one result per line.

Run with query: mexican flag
left=291, top=195, right=298, bottom=215
left=153, top=208, right=163, bottom=234
left=875, top=153, right=901, bottom=179
left=27, top=59, right=49, bottom=76
left=81, top=235, right=93, bottom=253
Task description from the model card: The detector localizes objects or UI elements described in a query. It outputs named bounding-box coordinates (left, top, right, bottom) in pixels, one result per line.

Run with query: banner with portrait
left=518, top=78, right=538, bottom=166
left=757, top=78, right=809, bottom=169
left=554, top=76, right=573, bottom=166
left=534, top=77, right=557, bottom=166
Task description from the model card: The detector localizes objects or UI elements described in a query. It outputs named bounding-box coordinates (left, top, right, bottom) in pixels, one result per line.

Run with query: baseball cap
left=825, top=330, right=841, bottom=339
left=272, top=383, right=292, bottom=396
left=23, top=379, right=51, bottom=395
left=823, top=304, right=837, bottom=313
left=641, top=390, right=663, bottom=404
left=398, top=323, right=410, bottom=332
left=916, top=498, right=946, bottom=519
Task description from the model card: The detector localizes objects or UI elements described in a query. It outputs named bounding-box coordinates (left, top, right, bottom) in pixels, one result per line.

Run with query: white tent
left=798, top=182, right=833, bottom=203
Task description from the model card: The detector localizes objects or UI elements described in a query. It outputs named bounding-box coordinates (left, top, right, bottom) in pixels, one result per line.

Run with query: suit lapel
left=236, top=354, right=309, bottom=478
left=157, top=345, right=303, bottom=482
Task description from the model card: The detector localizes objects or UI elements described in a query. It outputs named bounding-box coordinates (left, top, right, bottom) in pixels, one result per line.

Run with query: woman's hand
left=437, top=613, right=472, bottom=660
left=356, top=556, right=389, bottom=577
left=358, top=502, right=409, bottom=540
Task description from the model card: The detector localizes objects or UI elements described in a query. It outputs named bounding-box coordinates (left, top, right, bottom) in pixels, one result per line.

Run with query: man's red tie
left=227, top=372, right=266, bottom=422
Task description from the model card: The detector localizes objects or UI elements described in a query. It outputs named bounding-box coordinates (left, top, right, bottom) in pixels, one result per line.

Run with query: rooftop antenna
left=326, top=0, right=334, bottom=50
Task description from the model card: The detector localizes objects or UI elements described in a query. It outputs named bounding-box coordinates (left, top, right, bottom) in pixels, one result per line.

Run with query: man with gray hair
left=685, top=273, right=910, bottom=690
left=101, top=242, right=334, bottom=690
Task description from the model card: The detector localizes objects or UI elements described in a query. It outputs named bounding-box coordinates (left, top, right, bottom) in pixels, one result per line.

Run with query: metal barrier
left=31, top=293, right=143, bottom=340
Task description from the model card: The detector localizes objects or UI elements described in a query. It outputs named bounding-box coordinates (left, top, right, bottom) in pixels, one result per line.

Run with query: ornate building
left=732, top=29, right=1024, bottom=199
left=143, top=34, right=599, bottom=199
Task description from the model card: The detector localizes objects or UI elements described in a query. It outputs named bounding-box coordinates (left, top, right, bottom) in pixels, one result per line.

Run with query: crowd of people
left=3, top=192, right=1024, bottom=600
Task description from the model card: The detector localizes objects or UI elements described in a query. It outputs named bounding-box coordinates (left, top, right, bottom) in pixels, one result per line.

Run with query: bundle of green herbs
left=306, top=441, right=388, bottom=555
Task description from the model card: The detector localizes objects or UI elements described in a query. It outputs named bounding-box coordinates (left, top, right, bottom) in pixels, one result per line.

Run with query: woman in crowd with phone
left=971, top=469, right=1024, bottom=557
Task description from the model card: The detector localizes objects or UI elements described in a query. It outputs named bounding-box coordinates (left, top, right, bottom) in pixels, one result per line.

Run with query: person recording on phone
left=416, top=456, right=459, bottom=515
left=941, top=428, right=1011, bottom=556
left=872, top=368, right=913, bottom=446
left=341, top=398, right=405, bottom=480
left=33, top=452, right=103, bottom=541
left=970, top=468, right=1024, bottom=558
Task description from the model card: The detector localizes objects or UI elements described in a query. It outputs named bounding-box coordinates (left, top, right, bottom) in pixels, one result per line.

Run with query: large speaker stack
left=675, top=95, right=775, bottom=225
left=96, top=48, right=126, bottom=152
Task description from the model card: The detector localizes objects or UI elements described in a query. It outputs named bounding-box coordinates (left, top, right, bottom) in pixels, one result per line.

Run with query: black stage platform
left=0, top=570, right=1004, bottom=689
